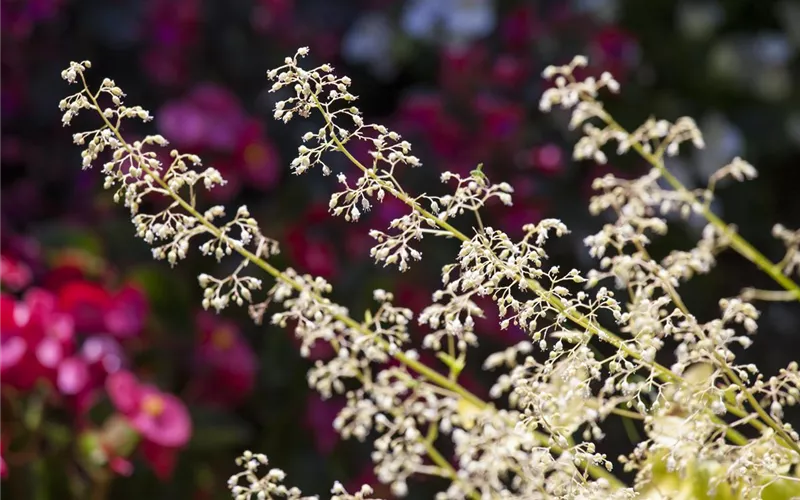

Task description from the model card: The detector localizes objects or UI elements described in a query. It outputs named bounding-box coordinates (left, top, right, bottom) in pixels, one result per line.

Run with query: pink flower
left=529, top=143, right=565, bottom=175
left=0, top=254, right=32, bottom=291
left=157, top=84, right=245, bottom=152
left=105, top=370, right=141, bottom=415
left=104, top=284, right=148, bottom=339
left=193, top=312, right=257, bottom=407
left=80, top=335, right=126, bottom=381
left=105, top=370, right=192, bottom=453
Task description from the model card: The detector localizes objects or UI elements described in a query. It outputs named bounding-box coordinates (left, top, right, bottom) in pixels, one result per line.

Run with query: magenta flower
left=105, top=370, right=141, bottom=415
left=233, top=119, right=282, bottom=192
left=105, top=370, right=192, bottom=449
left=1, top=289, right=76, bottom=391
left=193, top=312, right=257, bottom=407
left=104, top=284, right=148, bottom=339
left=529, top=143, right=565, bottom=175
left=1, top=436, right=7, bottom=479
left=80, top=335, right=126, bottom=382
left=157, top=84, right=244, bottom=151
left=0, top=254, right=32, bottom=291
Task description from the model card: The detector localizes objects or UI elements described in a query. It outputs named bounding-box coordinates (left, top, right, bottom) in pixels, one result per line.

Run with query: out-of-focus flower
left=105, top=370, right=191, bottom=478
left=1, top=289, right=75, bottom=391
left=342, top=12, right=398, bottom=80
left=232, top=119, right=282, bottom=192
left=0, top=436, right=7, bottom=479
left=56, top=280, right=110, bottom=334
left=0, top=255, right=32, bottom=291
left=140, top=0, right=200, bottom=88
left=528, top=143, right=566, bottom=175
left=80, top=335, right=126, bottom=382
left=193, top=311, right=257, bottom=407
left=104, top=284, right=149, bottom=339
left=402, top=0, right=496, bottom=45
left=157, top=84, right=245, bottom=151
left=286, top=205, right=341, bottom=279
left=56, top=280, right=148, bottom=339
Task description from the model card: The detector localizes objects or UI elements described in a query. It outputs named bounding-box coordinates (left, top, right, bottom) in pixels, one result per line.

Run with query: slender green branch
left=595, top=110, right=800, bottom=301
left=80, top=72, right=625, bottom=490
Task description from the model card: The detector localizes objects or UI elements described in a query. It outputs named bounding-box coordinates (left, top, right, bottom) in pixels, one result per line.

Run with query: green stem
left=597, top=112, right=800, bottom=301
left=311, top=93, right=777, bottom=451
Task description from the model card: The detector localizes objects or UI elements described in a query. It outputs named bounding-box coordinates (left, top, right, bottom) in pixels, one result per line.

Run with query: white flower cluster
left=63, top=49, right=800, bottom=500
left=228, top=451, right=382, bottom=500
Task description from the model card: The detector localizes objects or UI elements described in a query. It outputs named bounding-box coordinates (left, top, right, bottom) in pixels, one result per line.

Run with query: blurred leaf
left=34, top=224, right=104, bottom=256
left=126, top=264, right=191, bottom=317
left=188, top=409, right=254, bottom=451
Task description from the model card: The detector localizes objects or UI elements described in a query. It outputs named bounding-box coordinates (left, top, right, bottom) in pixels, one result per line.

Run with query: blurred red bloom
left=56, top=280, right=110, bottom=334
left=193, top=311, right=257, bottom=407
left=1, top=289, right=75, bottom=391
left=56, top=280, right=148, bottom=339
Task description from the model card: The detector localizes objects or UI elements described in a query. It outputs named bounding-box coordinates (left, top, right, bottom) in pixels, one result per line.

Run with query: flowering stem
left=597, top=112, right=800, bottom=302
left=312, top=97, right=771, bottom=452
left=76, top=73, right=632, bottom=490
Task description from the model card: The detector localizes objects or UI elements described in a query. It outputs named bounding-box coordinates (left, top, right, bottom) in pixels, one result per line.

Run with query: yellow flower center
left=244, top=143, right=267, bottom=168
left=142, top=394, right=165, bottom=416
left=211, top=327, right=235, bottom=350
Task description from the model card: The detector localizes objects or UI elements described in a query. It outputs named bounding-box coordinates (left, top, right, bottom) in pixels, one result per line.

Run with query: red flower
left=56, top=280, right=148, bottom=339
left=1, top=289, right=75, bottom=391
left=500, top=5, right=542, bottom=51
left=139, top=440, right=178, bottom=480
left=56, top=280, right=110, bottom=334
left=193, top=312, right=257, bottom=407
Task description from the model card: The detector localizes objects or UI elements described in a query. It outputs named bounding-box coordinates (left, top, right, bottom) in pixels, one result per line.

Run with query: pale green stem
left=310, top=94, right=771, bottom=449
left=596, top=111, right=800, bottom=301
left=79, top=73, right=625, bottom=490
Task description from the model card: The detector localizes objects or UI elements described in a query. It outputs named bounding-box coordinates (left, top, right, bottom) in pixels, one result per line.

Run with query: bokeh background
left=3, top=0, right=800, bottom=498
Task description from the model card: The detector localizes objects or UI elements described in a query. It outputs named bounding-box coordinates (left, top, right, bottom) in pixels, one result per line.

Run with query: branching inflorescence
left=62, top=48, right=800, bottom=499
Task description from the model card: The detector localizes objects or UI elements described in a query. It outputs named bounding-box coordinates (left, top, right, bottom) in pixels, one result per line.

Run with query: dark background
left=2, top=0, right=800, bottom=498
